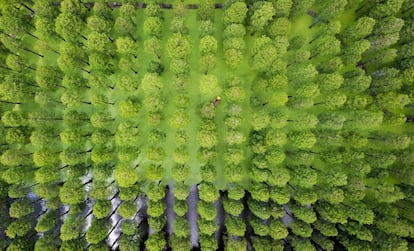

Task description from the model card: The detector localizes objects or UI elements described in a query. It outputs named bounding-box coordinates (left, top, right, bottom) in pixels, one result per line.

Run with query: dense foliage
left=0, top=0, right=413, bottom=250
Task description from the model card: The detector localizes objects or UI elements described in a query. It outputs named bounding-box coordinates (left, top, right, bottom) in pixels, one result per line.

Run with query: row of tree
left=0, top=0, right=413, bottom=250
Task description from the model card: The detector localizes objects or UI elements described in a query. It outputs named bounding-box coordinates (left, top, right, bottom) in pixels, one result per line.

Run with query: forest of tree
left=0, top=0, right=413, bottom=250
